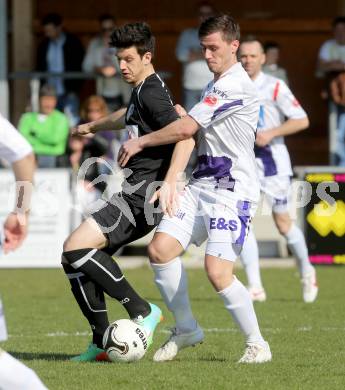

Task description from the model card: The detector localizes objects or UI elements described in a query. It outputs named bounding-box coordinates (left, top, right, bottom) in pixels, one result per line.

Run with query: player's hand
left=2, top=212, right=28, bottom=254
left=255, top=130, right=275, bottom=147
left=149, top=181, right=180, bottom=218
left=174, top=104, right=187, bottom=118
left=72, top=123, right=94, bottom=136
left=118, top=138, right=143, bottom=167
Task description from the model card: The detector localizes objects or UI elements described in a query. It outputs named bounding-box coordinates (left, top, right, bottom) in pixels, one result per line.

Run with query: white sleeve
left=275, top=80, right=307, bottom=120
left=189, top=85, right=244, bottom=128
left=0, top=115, right=33, bottom=164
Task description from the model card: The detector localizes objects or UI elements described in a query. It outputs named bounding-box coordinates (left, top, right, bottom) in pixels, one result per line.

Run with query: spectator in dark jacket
left=36, top=13, right=85, bottom=127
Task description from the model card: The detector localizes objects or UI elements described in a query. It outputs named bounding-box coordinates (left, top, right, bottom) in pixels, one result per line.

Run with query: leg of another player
left=148, top=233, right=203, bottom=362
left=239, top=228, right=266, bottom=301
left=62, top=218, right=158, bottom=360
left=273, top=212, right=318, bottom=303
left=0, top=349, right=48, bottom=390
left=205, top=254, right=271, bottom=363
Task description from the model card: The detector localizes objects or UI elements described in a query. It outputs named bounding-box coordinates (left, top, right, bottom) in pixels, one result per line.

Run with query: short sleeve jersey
left=0, top=114, right=32, bottom=163
left=253, top=72, right=307, bottom=177
left=124, top=73, right=179, bottom=199
left=188, top=62, right=260, bottom=203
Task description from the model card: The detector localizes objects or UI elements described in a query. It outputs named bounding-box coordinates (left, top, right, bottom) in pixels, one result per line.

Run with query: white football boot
left=301, top=267, right=318, bottom=303
left=153, top=324, right=204, bottom=362
left=238, top=341, right=272, bottom=364
left=248, top=286, right=267, bottom=302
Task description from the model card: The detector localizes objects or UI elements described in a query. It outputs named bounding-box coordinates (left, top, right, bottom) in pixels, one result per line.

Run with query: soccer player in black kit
left=62, top=22, right=187, bottom=361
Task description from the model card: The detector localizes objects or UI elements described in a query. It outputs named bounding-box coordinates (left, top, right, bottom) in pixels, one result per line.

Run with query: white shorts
left=0, top=115, right=32, bottom=164
left=260, top=175, right=291, bottom=214
left=156, top=185, right=257, bottom=262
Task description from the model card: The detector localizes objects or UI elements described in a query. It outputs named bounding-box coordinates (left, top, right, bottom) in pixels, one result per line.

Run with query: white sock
left=285, top=225, right=314, bottom=278
left=0, top=349, right=48, bottom=390
left=151, top=257, right=197, bottom=333
left=218, top=277, right=265, bottom=345
left=240, top=228, right=263, bottom=289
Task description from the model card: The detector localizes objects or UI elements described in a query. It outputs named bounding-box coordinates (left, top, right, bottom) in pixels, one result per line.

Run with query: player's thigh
left=204, top=254, right=234, bottom=291
left=148, top=232, right=185, bottom=263
left=63, top=217, right=108, bottom=252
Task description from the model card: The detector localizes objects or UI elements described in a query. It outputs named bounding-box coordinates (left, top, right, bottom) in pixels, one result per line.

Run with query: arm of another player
left=73, top=107, right=127, bottom=136
left=118, top=115, right=199, bottom=167
left=3, top=152, right=35, bottom=253
left=255, top=117, right=309, bottom=147
left=256, top=81, right=310, bottom=147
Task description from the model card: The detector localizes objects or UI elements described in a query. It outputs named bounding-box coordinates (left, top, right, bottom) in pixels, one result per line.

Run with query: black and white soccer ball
left=102, top=319, right=148, bottom=362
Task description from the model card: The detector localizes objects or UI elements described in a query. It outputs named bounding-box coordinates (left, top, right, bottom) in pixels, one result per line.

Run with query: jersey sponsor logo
left=209, top=217, right=238, bottom=231
left=203, top=94, right=218, bottom=106
left=212, top=86, right=229, bottom=99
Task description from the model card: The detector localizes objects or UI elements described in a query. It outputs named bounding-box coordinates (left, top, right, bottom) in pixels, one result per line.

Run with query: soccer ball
left=102, top=319, right=148, bottom=362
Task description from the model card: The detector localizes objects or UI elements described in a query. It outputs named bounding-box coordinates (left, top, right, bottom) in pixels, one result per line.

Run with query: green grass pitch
left=1, top=266, right=345, bottom=390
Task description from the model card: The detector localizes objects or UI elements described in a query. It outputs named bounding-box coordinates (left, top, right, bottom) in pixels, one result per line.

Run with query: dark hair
left=198, top=14, right=240, bottom=42
left=98, top=14, right=115, bottom=24
left=109, top=22, right=155, bottom=57
left=332, top=16, right=345, bottom=27
left=42, top=13, right=63, bottom=27
left=240, top=36, right=264, bottom=52
left=39, top=84, right=57, bottom=98
left=264, top=41, right=280, bottom=52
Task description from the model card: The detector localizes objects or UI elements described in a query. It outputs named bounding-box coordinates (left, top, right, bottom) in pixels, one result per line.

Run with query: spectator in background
left=83, top=14, right=131, bottom=112
left=176, top=1, right=215, bottom=111
left=68, top=96, right=110, bottom=218
left=263, top=41, right=289, bottom=84
left=317, top=16, right=345, bottom=166
left=36, top=13, right=85, bottom=127
left=18, top=85, right=69, bottom=168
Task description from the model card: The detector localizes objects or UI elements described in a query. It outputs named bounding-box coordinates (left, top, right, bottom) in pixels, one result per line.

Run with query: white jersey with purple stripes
left=188, top=62, right=260, bottom=203
left=253, top=72, right=307, bottom=178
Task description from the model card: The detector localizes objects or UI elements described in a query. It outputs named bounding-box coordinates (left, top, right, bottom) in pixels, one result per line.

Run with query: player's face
left=116, top=47, right=151, bottom=85
left=200, top=32, right=239, bottom=78
left=239, top=41, right=266, bottom=79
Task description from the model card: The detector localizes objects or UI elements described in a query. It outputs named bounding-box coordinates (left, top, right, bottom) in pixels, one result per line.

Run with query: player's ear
left=261, top=53, right=266, bottom=65
left=142, top=52, right=152, bottom=65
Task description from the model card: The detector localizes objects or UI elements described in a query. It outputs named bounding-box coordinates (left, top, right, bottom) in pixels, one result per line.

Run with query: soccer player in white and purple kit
left=118, top=15, right=271, bottom=363
left=239, top=38, right=318, bottom=303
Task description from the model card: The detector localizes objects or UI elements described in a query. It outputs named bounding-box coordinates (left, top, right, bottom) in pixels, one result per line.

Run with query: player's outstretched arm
left=256, top=117, right=309, bottom=147
left=73, top=107, right=127, bottom=136
left=118, top=115, right=199, bottom=167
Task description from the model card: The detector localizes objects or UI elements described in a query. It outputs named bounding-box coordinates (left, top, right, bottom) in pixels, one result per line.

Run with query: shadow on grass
left=8, top=351, right=75, bottom=361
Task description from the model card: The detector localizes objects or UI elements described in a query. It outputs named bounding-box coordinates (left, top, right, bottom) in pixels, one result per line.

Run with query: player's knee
left=148, top=240, right=168, bottom=264
left=63, top=236, right=77, bottom=253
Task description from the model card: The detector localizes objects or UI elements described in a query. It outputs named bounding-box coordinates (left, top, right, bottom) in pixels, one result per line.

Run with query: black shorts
left=91, top=192, right=162, bottom=255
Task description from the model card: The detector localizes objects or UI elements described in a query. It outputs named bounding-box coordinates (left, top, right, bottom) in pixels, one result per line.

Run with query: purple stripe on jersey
left=211, top=99, right=243, bottom=121
left=193, top=155, right=235, bottom=191
left=235, top=200, right=251, bottom=245
left=254, top=145, right=278, bottom=177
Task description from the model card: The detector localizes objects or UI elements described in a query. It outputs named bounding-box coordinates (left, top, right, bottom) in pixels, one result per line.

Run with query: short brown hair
left=198, top=14, right=240, bottom=42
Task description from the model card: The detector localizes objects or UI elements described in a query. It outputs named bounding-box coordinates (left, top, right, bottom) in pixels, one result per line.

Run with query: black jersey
left=123, top=73, right=179, bottom=199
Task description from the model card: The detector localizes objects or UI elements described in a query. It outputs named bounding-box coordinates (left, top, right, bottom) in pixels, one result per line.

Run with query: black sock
left=63, top=249, right=151, bottom=319
left=62, top=264, right=109, bottom=348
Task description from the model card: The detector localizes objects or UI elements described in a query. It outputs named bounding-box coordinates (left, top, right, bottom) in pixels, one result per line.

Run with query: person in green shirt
left=18, top=84, right=70, bottom=167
